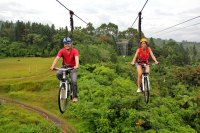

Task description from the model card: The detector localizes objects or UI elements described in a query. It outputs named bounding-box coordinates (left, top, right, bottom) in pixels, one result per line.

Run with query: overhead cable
left=141, top=0, right=149, bottom=12
left=56, top=0, right=88, bottom=25
left=131, top=0, right=149, bottom=28
left=152, top=15, right=200, bottom=35
left=154, top=22, right=200, bottom=36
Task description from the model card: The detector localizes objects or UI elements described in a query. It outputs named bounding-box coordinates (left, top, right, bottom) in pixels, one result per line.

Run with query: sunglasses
left=64, top=42, right=71, bottom=45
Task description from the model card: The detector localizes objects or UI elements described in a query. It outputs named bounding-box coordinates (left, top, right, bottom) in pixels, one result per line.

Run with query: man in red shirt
left=50, top=37, right=79, bottom=102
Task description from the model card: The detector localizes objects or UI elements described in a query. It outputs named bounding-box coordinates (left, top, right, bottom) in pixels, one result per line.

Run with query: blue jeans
left=57, top=69, right=78, bottom=98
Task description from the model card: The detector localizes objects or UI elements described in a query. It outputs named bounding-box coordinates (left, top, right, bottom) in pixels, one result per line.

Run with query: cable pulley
left=56, top=0, right=88, bottom=38
left=69, top=10, right=74, bottom=38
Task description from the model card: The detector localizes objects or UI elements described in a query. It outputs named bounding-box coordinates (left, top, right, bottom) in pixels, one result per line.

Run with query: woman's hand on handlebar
left=131, top=62, right=135, bottom=66
left=154, top=61, right=159, bottom=64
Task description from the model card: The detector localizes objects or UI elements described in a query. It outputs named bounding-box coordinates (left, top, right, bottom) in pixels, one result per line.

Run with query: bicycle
left=141, top=63, right=150, bottom=103
left=53, top=67, right=73, bottom=113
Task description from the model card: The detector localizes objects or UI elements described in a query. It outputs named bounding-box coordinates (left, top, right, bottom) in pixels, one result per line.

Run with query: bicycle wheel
left=143, top=77, right=150, bottom=103
left=58, top=84, right=68, bottom=113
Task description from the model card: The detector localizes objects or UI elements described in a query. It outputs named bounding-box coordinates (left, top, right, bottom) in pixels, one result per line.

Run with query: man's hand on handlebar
left=50, top=66, right=55, bottom=71
left=73, top=66, right=78, bottom=69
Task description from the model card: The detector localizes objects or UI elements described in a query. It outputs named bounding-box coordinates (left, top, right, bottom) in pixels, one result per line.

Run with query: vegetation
left=0, top=58, right=199, bottom=132
left=0, top=20, right=199, bottom=132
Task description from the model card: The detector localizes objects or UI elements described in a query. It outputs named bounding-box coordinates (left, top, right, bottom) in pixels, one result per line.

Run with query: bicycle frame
left=140, top=64, right=151, bottom=103
left=59, top=71, right=69, bottom=99
left=141, top=64, right=150, bottom=91
left=54, top=67, right=73, bottom=113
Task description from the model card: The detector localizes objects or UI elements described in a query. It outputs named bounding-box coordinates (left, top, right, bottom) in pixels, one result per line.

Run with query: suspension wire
left=152, top=15, right=200, bottom=35
left=56, top=0, right=88, bottom=24
left=141, top=0, right=149, bottom=12
left=131, top=0, right=149, bottom=28
left=131, top=16, right=139, bottom=28
left=154, top=22, right=200, bottom=36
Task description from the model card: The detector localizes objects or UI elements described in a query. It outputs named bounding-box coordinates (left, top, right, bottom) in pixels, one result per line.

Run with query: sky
left=0, top=0, right=200, bottom=42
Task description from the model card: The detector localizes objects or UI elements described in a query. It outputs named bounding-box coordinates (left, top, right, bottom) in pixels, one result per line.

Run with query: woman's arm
left=149, top=48, right=159, bottom=64
left=131, top=49, right=139, bottom=65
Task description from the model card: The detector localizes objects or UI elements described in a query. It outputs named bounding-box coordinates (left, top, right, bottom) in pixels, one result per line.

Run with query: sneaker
left=72, top=98, right=78, bottom=102
left=137, top=88, right=142, bottom=93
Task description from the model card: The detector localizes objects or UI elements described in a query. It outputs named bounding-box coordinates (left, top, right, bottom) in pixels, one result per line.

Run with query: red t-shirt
left=57, top=48, right=79, bottom=67
left=137, top=47, right=150, bottom=64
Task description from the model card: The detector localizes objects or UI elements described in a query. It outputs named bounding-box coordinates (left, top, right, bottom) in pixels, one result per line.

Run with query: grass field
left=0, top=57, right=75, bottom=132
left=0, top=57, right=63, bottom=85
left=0, top=57, right=72, bottom=113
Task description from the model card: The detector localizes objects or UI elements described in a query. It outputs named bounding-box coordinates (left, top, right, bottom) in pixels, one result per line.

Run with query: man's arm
left=74, top=56, right=79, bottom=69
left=50, top=56, right=60, bottom=70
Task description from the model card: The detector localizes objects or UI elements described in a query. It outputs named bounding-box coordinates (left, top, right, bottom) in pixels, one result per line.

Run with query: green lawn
left=0, top=57, right=75, bottom=132
left=0, top=57, right=63, bottom=85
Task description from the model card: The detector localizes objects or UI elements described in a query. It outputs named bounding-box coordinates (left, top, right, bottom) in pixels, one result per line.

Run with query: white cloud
left=0, top=0, right=200, bottom=42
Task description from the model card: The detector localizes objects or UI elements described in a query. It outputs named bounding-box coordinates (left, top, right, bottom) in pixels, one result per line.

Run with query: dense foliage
left=64, top=60, right=199, bottom=133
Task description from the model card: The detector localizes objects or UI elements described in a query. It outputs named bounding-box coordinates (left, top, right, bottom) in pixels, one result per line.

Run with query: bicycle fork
left=59, top=81, right=68, bottom=99
left=142, top=74, right=150, bottom=91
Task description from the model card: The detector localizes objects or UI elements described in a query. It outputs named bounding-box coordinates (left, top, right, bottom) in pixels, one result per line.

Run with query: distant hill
left=181, top=40, right=200, bottom=52
left=152, top=38, right=200, bottom=53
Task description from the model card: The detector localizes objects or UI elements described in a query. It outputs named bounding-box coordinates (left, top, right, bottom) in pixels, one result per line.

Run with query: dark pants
left=56, top=69, right=78, bottom=98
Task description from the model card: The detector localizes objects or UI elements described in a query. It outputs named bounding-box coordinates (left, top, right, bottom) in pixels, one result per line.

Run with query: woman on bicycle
left=131, top=38, right=159, bottom=92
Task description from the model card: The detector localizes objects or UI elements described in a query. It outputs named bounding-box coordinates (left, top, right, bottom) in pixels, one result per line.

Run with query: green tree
left=82, top=22, right=95, bottom=35
left=192, top=45, right=197, bottom=62
left=149, top=37, right=155, bottom=50
left=14, top=20, right=26, bottom=41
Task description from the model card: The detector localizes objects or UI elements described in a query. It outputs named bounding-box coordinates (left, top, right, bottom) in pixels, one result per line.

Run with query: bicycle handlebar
left=53, top=67, right=73, bottom=71
left=130, top=62, right=159, bottom=66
